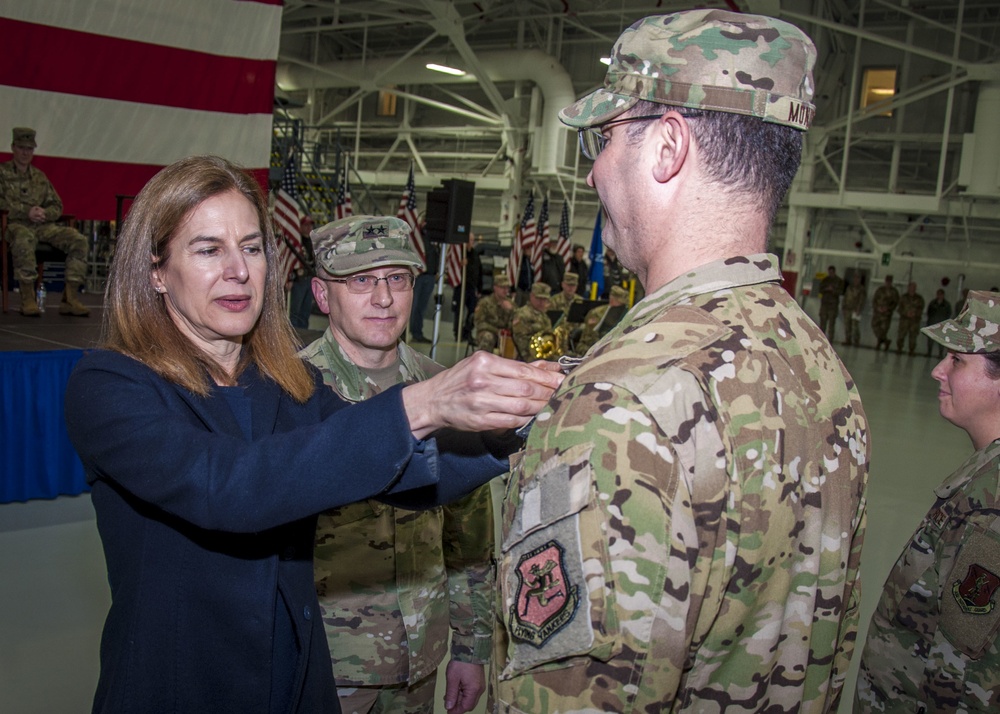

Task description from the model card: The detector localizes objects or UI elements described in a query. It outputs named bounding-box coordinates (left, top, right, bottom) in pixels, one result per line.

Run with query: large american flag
left=0, top=0, right=280, bottom=219
left=531, top=196, right=551, bottom=281
left=335, top=163, right=353, bottom=220
left=396, top=164, right=426, bottom=269
left=272, top=155, right=307, bottom=286
left=507, top=192, right=536, bottom=287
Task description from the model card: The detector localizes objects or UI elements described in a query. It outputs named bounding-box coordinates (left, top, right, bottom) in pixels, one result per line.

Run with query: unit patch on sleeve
left=509, top=539, right=579, bottom=647
left=940, top=525, right=1000, bottom=659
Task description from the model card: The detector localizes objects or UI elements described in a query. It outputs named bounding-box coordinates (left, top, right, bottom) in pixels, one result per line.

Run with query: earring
left=156, top=287, right=165, bottom=294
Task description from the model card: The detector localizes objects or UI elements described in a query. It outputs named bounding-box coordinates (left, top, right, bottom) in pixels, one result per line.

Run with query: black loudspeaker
left=425, top=179, right=475, bottom=244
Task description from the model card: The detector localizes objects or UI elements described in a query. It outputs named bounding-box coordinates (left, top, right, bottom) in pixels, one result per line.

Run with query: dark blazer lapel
left=242, top=365, right=282, bottom=439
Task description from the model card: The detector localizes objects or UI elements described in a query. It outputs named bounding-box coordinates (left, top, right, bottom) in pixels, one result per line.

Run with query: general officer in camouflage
left=299, top=215, right=494, bottom=714
left=575, top=284, right=628, bottom=354
left=872, top=275, right=900, bottom=350
left=856, top=291, right=1000, bottom=713
left=842, top=272, right=866, bottom=346
left=510, top=282, right=552, bottom=361
left=495, top=10, right=869, bottom=713
left=895, top=281, right=925, bottom=355
left=0, top=128, right=90, bottom=316
left=473, top=273, right=514, bottom=353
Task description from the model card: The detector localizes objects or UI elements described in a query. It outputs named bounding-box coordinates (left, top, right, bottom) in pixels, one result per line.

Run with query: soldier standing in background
left=872, top=275, right=901, bottom=351
left=472, top=273, right=514, bottom=353
left=925, top=288, right=952, bottom=358
left=300, top=216, right=493, bottom=714
left=510, top=282, right=551, bottom=360
left=495, top=10, right=869, bottom=713
left=0, top=127, right=90, bottom=317
left=896, top=281, right=925, bottom=355
left=842, top=272, right=867, bottom=346
left=818, top=265, right=845, bottom=340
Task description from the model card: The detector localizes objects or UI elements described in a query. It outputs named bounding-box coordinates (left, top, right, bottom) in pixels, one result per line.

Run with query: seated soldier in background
left=576, top=284, right=629, bottom=354
left=0, top=127, right=90, bottom=316
left=473, top=273, right=514, bottom=353
left=300, top=215, right=493, bottom=714
left=511, top=282, right=552, bottom=360
left=549, top=272, right=582, bottom=317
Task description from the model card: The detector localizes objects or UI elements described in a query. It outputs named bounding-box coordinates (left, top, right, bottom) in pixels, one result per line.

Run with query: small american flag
left=335, top=162, right=353, bottom=220
left=507, top=192, right=536, bottom=287
left=272, top=155, right=307, bottom=286
left=396, top=164, right=426, bottom=269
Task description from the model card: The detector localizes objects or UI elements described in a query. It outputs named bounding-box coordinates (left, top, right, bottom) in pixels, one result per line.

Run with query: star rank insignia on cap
left=509, top=539, right=579, bottom=647
left=363, top=224, right=388, bottom=239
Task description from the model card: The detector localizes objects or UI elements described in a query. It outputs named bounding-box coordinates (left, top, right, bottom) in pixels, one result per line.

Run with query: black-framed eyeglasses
left=319, top=272, right=415, bottom=294
left=577, top=114, right=665, bottom=160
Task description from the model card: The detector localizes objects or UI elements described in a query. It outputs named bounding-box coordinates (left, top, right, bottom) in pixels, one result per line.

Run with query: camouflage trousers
left=896, top=317, right=921, bottom=353
left=871, top=314, right=893, bottom=344
left=818, top=305, right=838, bottom=339
left=7, top=221, right=89, bottom=284
left=336, top=670, right=436, bottom=714
left=475, top=328, right=498, bottom=353
left=842, top=310, right=862, bottom=345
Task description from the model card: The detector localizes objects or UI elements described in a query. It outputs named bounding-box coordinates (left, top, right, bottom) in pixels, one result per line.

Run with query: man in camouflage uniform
left=895, top=281, right=925, bottom=355
left=299, top=215, right=494, bottom=714
left=925, top=288, right=952, bottom=357
left=0, top=127, right=89, bottom=316
left=871, top=275, right=900, bottom=350
left=548, top=272, right=582, bottom=318
left=511, top=282, right=552, bottom=361
left=495, top=11, right=870, bottom=713
left=818, top=265, right=845, bottom=340
left=842, top=272, right=867, bottom=346
left=574, top=284, right=629, bottom=355
left=856, top=291, right=1000, bottom=713
left=473, top=273, right=514, bottom=353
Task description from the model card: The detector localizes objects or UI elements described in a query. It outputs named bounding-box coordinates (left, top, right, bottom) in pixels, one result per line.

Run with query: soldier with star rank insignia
left=493, top=9, right=869, bottom=713
left=299, top=215, right=494, bottom=714
left=856, top=291, right=1000, bottom=713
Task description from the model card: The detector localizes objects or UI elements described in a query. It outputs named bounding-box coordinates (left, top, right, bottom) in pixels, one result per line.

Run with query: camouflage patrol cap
left=562, top=273, right=579, bottom=286
left=312, top=215, right=424, bottom=276
left=12, top=127, right=37, bottom=148
left=531, top=283, right=552, bottom=299
left=494, top=273, right=511, bottom=288
left=609, top=285, right=628, bottom=302
left=921, top=291, right=1000, bottom=353
left=559, top=9, right=816, bottom=131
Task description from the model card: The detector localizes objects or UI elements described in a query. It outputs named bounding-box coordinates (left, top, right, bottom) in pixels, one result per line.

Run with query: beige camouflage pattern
left=842, top=281, right=867, bottom=346
left=922, top=291, right=1000, bottom=354
left=896, top=291, right=925, bottom=354
left=496, top=254, right=869, bottom=713
left=474, top=294, right=515, bottom=352
left=856, top=439, right=1000, bottom=713
left=511, top=303, right=552, bottom=361
left=0, top=160, right=88, bottom=283
left=299, top=331, right=495, bottom=688
left=558, top=10, right=817, bottom=131
left=311, top=215, right=424, bottom=276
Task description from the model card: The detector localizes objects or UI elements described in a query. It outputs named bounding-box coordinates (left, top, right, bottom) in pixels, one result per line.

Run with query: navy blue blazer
left=65, top=350, right=509, bottom=714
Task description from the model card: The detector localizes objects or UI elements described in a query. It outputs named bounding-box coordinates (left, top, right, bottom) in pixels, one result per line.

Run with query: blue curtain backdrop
left=1, top=349, right=87, bottom=502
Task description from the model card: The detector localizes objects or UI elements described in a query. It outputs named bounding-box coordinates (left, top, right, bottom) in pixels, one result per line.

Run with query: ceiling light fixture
left=426, top=63, right=466, bottom=76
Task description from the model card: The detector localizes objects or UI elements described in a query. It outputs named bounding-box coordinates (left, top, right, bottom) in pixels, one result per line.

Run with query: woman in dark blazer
left=64, top=156, right=560, bottom=714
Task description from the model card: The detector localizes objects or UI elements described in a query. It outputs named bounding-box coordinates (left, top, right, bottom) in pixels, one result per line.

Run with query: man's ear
left=311, top=276, right=331, bottom=315
left=650, top=111, right=691, bottom=184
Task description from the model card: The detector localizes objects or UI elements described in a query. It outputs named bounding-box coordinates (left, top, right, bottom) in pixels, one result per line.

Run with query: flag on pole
left=396, top=164, right=426, bottom=269
left=555, top=202, right=573, bottom=270
left=272, top=155, right=307, bottom=286
left=588, top=209, right=604, bottom=298
left=530, top=197, right=550, bottom=282
left=335, top=161, right=353, bottom=220
left=507, top=192, right=536, bottom=287
left=444, top=244, right=464, bottom=288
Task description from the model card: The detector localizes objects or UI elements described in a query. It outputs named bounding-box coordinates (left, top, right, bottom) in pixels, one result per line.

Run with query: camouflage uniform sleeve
left=39, top=172, right=64, bottom=222
left=497, top=369, right=730, bottom=712
left=442, top=483, right=495, bottom=664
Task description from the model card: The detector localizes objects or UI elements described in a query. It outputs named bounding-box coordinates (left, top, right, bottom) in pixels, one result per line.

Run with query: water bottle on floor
left=36, top=285, right=46, bottom=313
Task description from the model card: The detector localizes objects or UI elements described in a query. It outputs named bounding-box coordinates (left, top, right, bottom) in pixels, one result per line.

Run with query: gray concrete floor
left=0, top=295, right=968, bottom=713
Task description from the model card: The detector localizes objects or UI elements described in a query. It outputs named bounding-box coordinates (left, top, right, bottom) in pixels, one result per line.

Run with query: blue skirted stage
left=1, top=349, right=88, bottom=503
